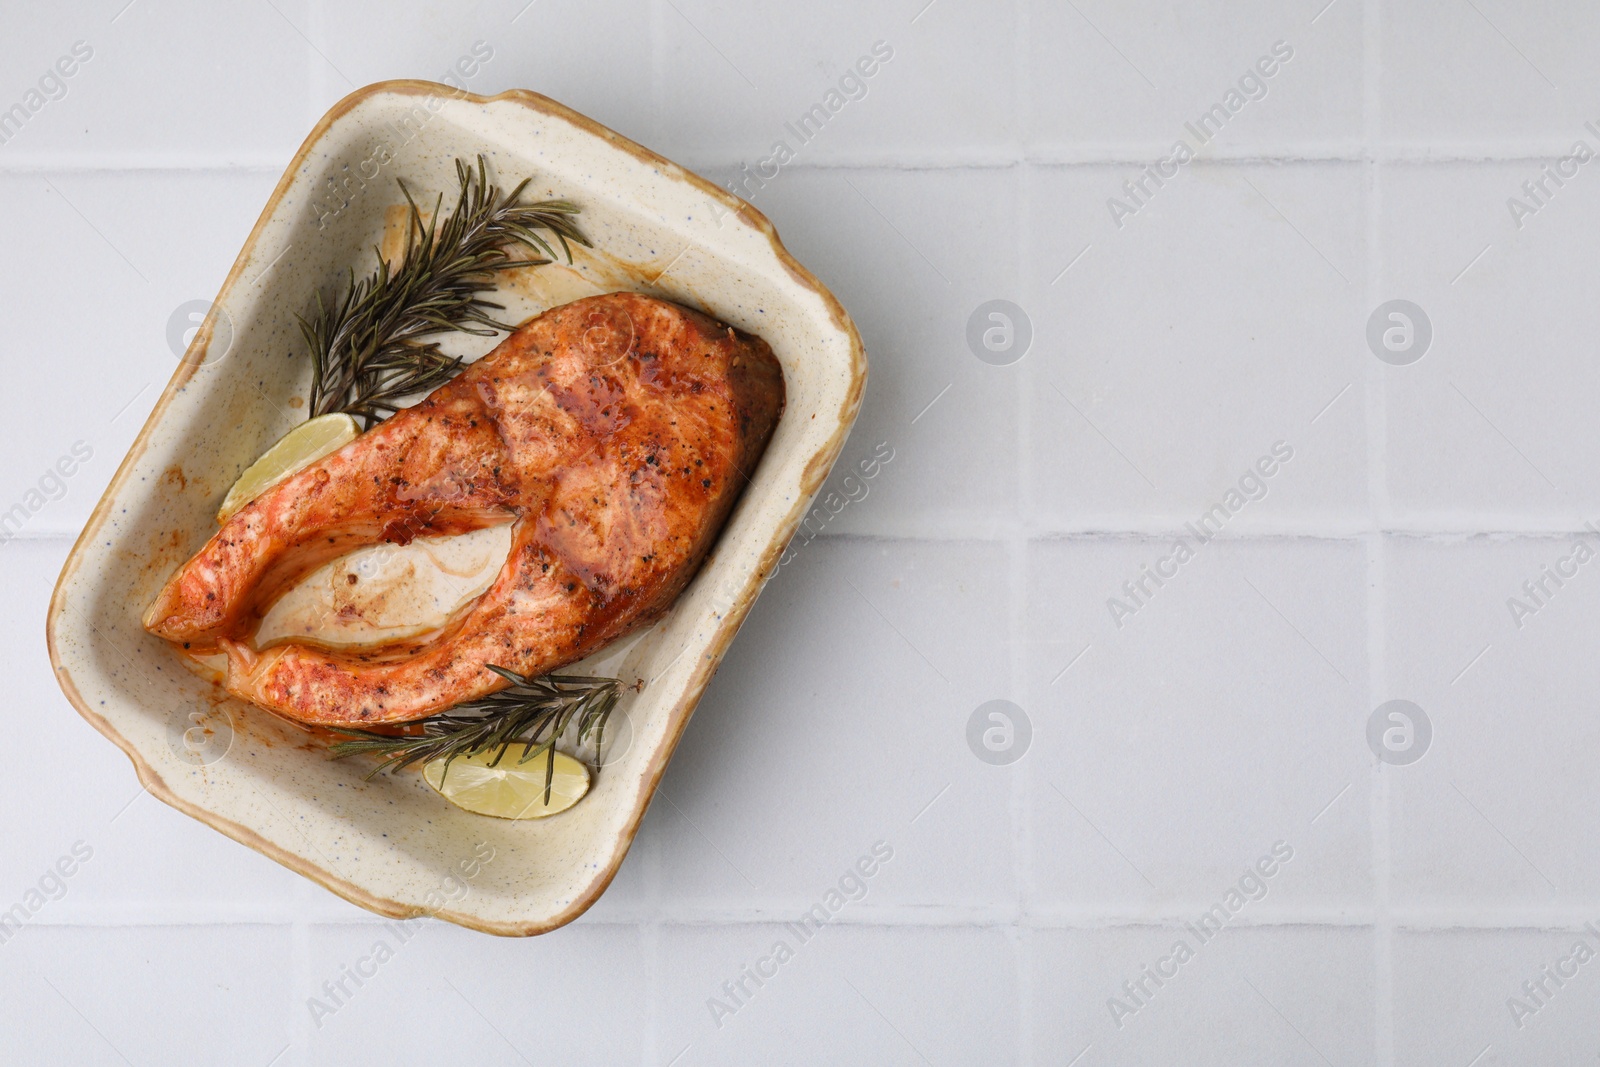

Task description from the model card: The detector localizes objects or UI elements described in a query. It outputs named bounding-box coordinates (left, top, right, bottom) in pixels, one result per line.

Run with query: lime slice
left=423, top=748, right=591, bottom=819
left=217, top=413, right=360, bottom=522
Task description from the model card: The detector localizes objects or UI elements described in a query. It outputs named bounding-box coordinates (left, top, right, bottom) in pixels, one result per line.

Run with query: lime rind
left=217, top=413, right=360, bottom=522
left=422, top=748, right=592, bottom=819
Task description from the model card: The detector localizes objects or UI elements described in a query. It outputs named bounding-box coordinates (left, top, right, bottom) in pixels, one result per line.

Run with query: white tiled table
left=4, top=1, right=1598, bottom=1063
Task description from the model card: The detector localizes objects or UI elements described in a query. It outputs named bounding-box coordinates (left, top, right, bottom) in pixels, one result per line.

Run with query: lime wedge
left=217, top=413, right=360, bottom=522
left=423, top=748, right=591, bottom=819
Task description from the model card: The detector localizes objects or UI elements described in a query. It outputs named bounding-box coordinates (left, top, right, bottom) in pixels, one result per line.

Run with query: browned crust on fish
left=144, top=292, right=783, bottom=724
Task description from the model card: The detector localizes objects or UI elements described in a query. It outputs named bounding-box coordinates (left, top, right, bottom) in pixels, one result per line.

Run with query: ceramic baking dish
left=46, top=80, right=865, bottom=935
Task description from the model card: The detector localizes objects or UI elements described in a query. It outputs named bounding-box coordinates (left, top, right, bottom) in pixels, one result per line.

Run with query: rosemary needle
left=299, top=155, right=590, bottom=428
left=327, top=667, right=621, bottom=803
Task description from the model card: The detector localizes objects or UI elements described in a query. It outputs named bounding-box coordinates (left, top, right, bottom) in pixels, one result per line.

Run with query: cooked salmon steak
left=143, top=293, right=784, bottom=725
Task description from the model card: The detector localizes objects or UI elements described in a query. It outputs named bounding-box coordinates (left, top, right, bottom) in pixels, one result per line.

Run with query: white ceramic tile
left=303, top=921, right=647, bottom=1066
left=1026, top=0, right=1363, bottom=157
left=0, top=925, right=291, bottom=1067
left=1382, top=0, right=1600, bottom=149
left=0, top=1, right=311, bottom=162
left=658, top=0, right=1016, bottom=166
left=312, top=0, right=659, bottom=154
left=0, top=169, right=281, bottom=537
left=1393, top=928, right=1600, bottom=1066
left=1024, top=162, right=1368, bottom=532
left=750, top=166, right=1021, bottom=537
left=653, top=537, right=1017, bottom=910
left=1023, top=536, right=1372, bottom=910
left=1028, top=924, right=1375, bottom=1066
left=21, top=4, right=1600, bottom=1064
left=657, top=923, right=1017, bottom=1066
left=66, top=792, right=311, bottom=918
left=1382, top=160, right=1600, bottom=526
left=1386, top=535, right=1600, bottom=907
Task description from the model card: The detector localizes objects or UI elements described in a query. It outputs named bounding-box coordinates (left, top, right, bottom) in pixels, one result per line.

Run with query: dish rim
left=44, top=79, right=867, bottom=935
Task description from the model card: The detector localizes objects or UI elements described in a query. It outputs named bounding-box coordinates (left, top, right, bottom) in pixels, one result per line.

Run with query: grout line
left=3, top=146, right=1600, bottom=178
left=0, top=158, right=289, bottom=174
left=28, top=908, right=1600, bottom=930
left=773, top=524, right=1600, bottom=541
left=1362, top=0, right=1393, bottom=1061
left=289, top=903, right=310, bottom=1067
left=648, top=798, right=668, bottom=1065
left=685, top=144, right=1600, bottom=166
left=603, top=910, right=1382, bottom=928
left=1012, top=0, right=1035, bottom=1056
left=642, top=918, right=662, bottom=1067
left=1370, top=533, right=1394, bottom=1067
left=650, top=0, right=667, bottom=156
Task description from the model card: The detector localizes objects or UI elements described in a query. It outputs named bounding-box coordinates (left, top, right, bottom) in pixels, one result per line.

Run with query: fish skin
left=144, top=293, right=784, bottom=725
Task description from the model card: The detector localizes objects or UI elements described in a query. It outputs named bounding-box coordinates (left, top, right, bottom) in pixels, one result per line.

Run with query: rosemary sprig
left=300, top=155, right=591, bottom=427
left=327, top=667, right=621, bottom=802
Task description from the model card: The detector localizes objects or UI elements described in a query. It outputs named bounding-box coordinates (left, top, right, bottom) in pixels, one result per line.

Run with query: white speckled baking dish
left=46, top=81, right=865, bottom=935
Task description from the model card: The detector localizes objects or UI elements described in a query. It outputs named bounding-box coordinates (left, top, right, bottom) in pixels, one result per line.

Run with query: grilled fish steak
left=144, top=293, right=784, bottom=725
